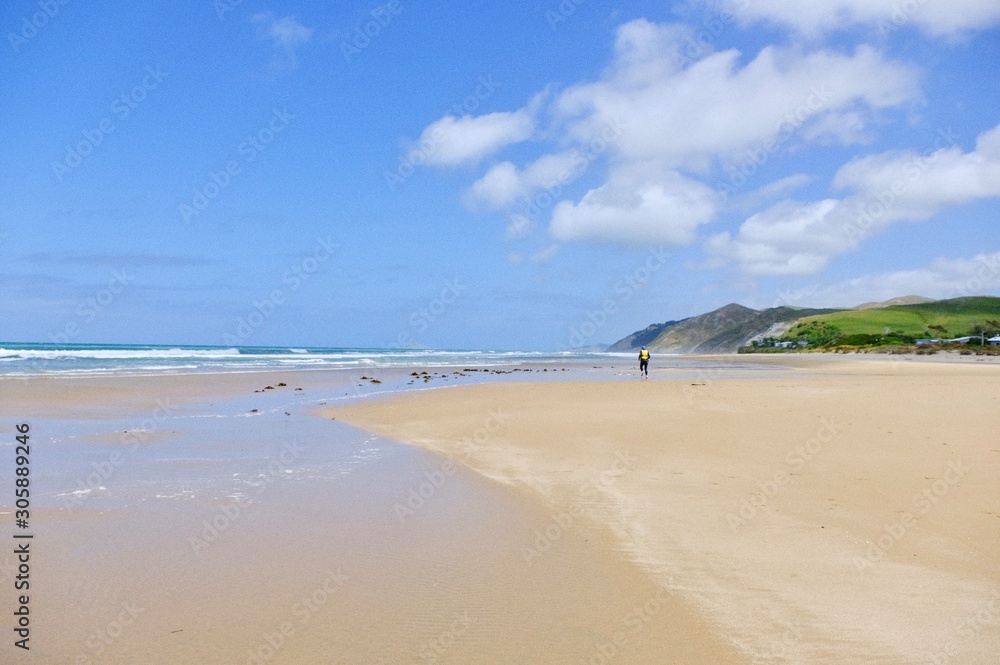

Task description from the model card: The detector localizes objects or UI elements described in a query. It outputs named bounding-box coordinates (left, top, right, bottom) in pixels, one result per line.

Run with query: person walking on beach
left=638, top=345, right=650, bottom=378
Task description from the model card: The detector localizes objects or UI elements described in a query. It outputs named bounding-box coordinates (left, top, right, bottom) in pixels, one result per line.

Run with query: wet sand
left=326, top=356, right=1000, bottom=664
left=1, top=365, right=741, bottom=663
left=21, top=449, right=730, bottom=664
left=0, top=368, right=383, bottom=419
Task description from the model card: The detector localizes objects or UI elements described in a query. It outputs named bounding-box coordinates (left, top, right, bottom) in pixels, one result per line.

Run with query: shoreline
left=4, top=348, right=996, bottom=420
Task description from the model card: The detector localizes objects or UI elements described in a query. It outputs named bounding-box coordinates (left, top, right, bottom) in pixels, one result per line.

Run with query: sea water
left=0, top=342, right=629, bottom=377
left=0, top=342, right=788, bottom=379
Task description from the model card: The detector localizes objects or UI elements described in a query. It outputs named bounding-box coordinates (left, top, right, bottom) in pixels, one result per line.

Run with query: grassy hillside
left=774, top=296, right=1000, bottom=348
left=613, top=296, right=1000, bottom=355
left=640, top=304, right=842, bottom=353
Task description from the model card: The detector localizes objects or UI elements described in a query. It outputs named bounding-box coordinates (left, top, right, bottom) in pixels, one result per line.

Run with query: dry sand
left=327, top=356, right=1000, bottom=664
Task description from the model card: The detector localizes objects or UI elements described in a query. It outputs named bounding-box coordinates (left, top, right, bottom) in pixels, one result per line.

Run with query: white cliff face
left=745, top=321, right=798, bottom=346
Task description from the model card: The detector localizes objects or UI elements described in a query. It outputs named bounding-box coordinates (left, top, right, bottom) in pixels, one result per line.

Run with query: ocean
left=0, top=342, right=631, bottom=377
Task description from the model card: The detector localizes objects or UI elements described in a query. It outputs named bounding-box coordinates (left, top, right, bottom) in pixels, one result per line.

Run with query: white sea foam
left=0, top=343, right=635, bottom=378
left=0, top=347, right=241, bottom=360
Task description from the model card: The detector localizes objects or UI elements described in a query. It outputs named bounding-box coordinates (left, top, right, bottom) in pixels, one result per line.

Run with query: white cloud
left=252, top=13, right=312, bottom=74
left=263, top=16, right=312, bottom=47
left=466, top=152, right=580, bottom=207
left=708, top=123, right=1000, bottom=275
left=537, top=19, right=919, bottom=247
left=550, top=163, right=718, bottom=246
left=747, top=173, right=813, bottom=202
left=416, top=18, right=919, bottom=248
left=720, top=173, right=815, bottom=215
left=416, top=110, right=534, bottom=166
left=705, top=199, right=845, bottom=275
left=799, top=110, right=870, bottom=145
left=719, top=0, right=1000, bottom=37
left=767, top=251, right=1000, bottom=309
left=553, top=20, right=919, bottom=168
left=532, top=244, right=560, bottom=263
left=833, top=124, right=1000, bottom=215
left=415, top=18, right=942, bottom=255
left=505, top=213, right=535, bottom=239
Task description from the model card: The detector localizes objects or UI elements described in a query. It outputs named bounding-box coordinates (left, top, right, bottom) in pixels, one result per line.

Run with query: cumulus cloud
left=718, top=0, right=1000, bottom=37
left=425, top=18, right=920, bottom=248
left=833, top=124, right=1000, bottom=212
left=707, top=124, right=1000, bottom=274
left=705, top=199, right=844, bottom=275
left=728, top=173, right=814, bottom=212
left=466, top=152, right=580, bottom=208
left=416, top=110, right=535, bottom=166
left=550, top=162, right=719, bottom=246
left=767, top=251, right=1000, bottom=308
left=553, top=20, right=919, bottom=168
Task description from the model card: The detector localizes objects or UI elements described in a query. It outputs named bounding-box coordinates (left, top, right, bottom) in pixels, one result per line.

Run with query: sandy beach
left=2, top=363, right=744, bottom=663
left=2, top=355, right=998, bottom=663
left=327, top=355, right=1000, bottom=664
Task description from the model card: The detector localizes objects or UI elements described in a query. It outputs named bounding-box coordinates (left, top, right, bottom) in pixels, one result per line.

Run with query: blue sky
left=2, top=0, right=999, bottom=350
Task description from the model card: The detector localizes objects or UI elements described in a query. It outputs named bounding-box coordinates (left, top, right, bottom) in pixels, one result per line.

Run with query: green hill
left=610, top=295, right=1000, bottom=355
left=610, top=303, right=843, bottom=353
left=775, top=296, right=1000, bottom=348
